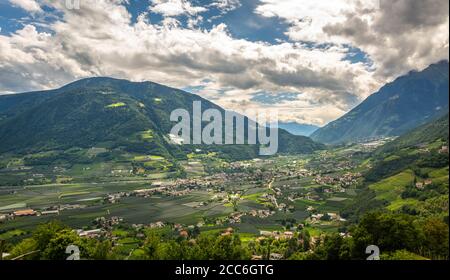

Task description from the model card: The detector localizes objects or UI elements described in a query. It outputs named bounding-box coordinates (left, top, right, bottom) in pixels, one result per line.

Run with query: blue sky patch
left=251, top=91, right=301, bottom=104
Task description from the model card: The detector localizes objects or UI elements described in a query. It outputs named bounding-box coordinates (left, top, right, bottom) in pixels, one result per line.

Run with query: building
left=327, top=213, right=338, bottom=220
left=13, top=209, right=36, bottom=217
left=41, top=210, right=60, bottom=215
left=149, top=221, right=165, bottom=228
left=77, top=229, right=102, bottom=238
left=269, top=253, right=283, bottom=260
left=251, top=255, right=263, bottom=260
left=179, top=230, right=189, bottom=238
left=416, top=182, right=424, bottom=190
left=311, top=213, right=324, bottom=220
left=260, top=231, right=273, bottom=237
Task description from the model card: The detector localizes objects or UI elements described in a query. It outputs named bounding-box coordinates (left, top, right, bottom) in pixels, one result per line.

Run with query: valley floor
left=0, top=138, right=448, bottom=260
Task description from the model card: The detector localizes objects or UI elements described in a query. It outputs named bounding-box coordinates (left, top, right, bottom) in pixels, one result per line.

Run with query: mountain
left=342, top=113, right=449, bottom=222
left=364, top=112, right=449, bottom=183
left=376, top=113, right=449, bottom=155
left=311, top=60, right=449, bottom=144
left=278, top=122, right=319, bottom=136
left=0, top=77, right=324, bottom=161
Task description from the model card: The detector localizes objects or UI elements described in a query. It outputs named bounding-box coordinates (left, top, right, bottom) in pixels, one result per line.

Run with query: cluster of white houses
left=259, top=230, right=295, bottom=240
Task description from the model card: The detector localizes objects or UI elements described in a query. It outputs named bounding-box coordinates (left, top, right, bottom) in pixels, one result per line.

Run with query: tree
left=0, top=239, right=6, bottom=260
left=320, top=213, right=332, bottom=221
left=317, top=233, right=343, bottom=260
left=285, top=237, right=300, bottom=258
left=8, top=238, right=39, bottom=260
left=298, top=230, right=311, bottom=252
left=33, top=221, right=67, bottom=253
left=338, top=237, right=353, bottom=260
left=82, top=239, right=112, bottom=260
left=351, top=212, right=424, bottom=259
left=288, top=251, right=311, bottom=260
left=158, top=240, right=183, bottom=260
left=143, top=232, right=162, bottom=260
left=421, top=218, right=449, bottom=259
left=190, top=226, right=201, bottom=238
left=9, top=221, right=69, bottom=260
left=42, top=229, right=81, bottom=260
left=381, top=250, right=428, bottom=260
left=211, top=234, right=249, bottom=260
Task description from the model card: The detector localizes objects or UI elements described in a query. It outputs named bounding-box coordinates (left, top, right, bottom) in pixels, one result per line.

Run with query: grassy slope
left=369, top=170, right=414, bottom=203
left=0, top=77, right=324, bottom=162
left=343, top=112, right=449, bottom=220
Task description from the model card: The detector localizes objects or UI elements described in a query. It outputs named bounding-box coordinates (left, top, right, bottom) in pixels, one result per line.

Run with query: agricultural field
left=0, top=143, right=371, bottom=245
left=1, top=138, right=448, bottom=261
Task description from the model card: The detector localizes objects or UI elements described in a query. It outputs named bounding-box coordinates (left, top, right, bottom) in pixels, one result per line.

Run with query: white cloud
left=256, top=0, right=360, bottom=43
left=9, top=0, right=42, bottom=12
left=209, top=0, right=241, bottom=14
left=150, top=0, right=207, bottom=17
left=2, top=0, right=446, bottom=126
left=255, top=0, right=449, bottom=81
left=323, top=0, right=449, bottom=78
left=0, top=0, right=381, bottom=125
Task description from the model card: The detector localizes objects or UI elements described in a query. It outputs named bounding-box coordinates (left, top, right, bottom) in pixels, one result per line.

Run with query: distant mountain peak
left=311, top=61, right=449, bottom=144
left=278, top=122, right=319, bottom=136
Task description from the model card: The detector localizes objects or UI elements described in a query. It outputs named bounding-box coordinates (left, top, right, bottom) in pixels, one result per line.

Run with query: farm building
left=13, top=209, right=37, bottom=217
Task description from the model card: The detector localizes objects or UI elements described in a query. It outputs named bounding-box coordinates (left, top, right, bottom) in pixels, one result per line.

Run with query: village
left=2, top=137, right=445, bottom=261
left=1, top=141, right=390, bottom=261
left=1, top=153, right=360, bottom=223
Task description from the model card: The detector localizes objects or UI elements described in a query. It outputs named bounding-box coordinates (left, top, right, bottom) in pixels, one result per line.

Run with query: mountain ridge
left=0, top=77, right=324, bottom=159
left=376, top=112, right=449, bottom=155
left=311, top=60, right=449, bottom=144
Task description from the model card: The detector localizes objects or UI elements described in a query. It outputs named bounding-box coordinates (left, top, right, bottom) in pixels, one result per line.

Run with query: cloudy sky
left=0, top=0, right=448, bottom=125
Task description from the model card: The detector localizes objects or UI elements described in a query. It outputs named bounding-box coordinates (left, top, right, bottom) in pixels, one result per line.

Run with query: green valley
left=0, top=77, right=448, bottom=261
